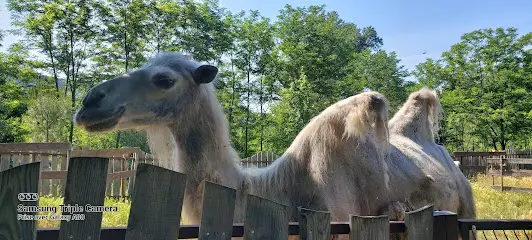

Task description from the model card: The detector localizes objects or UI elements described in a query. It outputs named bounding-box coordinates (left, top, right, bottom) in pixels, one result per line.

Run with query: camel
left=74, top=52, right=398, bottom=234
left=385, top=88, right=476, bottom=219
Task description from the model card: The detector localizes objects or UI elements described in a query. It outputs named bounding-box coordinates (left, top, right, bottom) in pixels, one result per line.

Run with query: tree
left=232, top=10, right=274, bottom=156
left=8, top=0, right=63, bottom=95
left=0, top=44, right=43, bottom=142
left=266, top=70, right=319, bottom=153
left=415, top=27, right=532, bottom=150
left=94, top=0, right=152, bottom=147
left=22, top=92, right=70, bottom=142
left=146, top=0, right=181, bottom=54
left=341, top=49, right=410, bottom=112
left=0, top=29, right=4, bottom=47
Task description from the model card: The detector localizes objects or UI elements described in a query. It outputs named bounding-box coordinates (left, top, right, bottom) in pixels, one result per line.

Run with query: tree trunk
left=69, top=88, right=75, bottom=143
left=245, top=70, right=250, bottom=157
left=460, top=121, right=465, bottom=151
left=68, top=25, right=75, bottom=144
left=46, top=31, right=60, bottom=97
left=116, top=7, right=130, bottom=149
left=499, top=119, right=506, bottom=150
left=259, top=75, right=263, bottom=152
left=492, top=137, right=498, bottom=151
left=228, top=56, right=236, bottom=129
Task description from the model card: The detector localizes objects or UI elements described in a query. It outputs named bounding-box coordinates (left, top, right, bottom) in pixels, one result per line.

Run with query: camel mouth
left=79, top=107, right=126, bottom=132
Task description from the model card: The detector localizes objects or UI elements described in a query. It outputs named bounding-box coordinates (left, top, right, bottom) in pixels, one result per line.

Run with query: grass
left=37, top=196, right=131, bottom=228
left=471, top=174, right=532, bottom=219
left=36, top=175, right=532, bottom=230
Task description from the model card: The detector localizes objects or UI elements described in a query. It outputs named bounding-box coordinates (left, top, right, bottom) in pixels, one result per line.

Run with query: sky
left=1, top=0, right=531, bottom=75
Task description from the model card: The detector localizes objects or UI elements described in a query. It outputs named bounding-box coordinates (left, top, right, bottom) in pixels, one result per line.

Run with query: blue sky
left=1, top=0, right=531, bottom=75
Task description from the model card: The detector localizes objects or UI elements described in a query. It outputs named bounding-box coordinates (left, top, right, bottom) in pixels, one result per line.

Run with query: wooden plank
left=120, top=158, right=127, bottom=197
left=452, top=151, right=505, bottom=157
left=58, top=157, right=109, bottom=240
left=12, top=153, right=22, bottom=168
left=38, top=154, right=51, bottom=196
left=504, top=158, right=532, bottom=164
left=0, top=142, right=71, bottom=153
left=125, top=163, right=186, bottom=240
left=433, top=211, right=458, bottom=240
left=112, top=157, right=121, bottom=197
left=500, top=156, right=504, bottom=191
left=0, top=162, right=41, bottom=240
left=106, top=155, right=112, bottom=197
left=59, top=153, right=68, bottom=196
left=350, top=215, right=388, bottom=240
left=298, top=207, right=331, bottom=240
left=198, top=181, right=237, bottom=240
left=41, top=171, right=67, bottom=180
left=0, top=154, right=10, bottom=171
left=22, top=153, right=31, bottom=165
left=0, top=152, right=66, bottom=157
left=51, top=155, right=59, bottom=196
left=128, top=152, right=140, bottom=197
left=405, top=205, right=434, bottom=240
left=243, top=194, right=289, bottom=240
left=70, top=148, right=142, bottom=158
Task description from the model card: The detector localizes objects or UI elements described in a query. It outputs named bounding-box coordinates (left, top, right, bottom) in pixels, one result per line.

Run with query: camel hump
left=344, top=91, right=389, bottom=143
left=409, top=88, right=440, bottom=107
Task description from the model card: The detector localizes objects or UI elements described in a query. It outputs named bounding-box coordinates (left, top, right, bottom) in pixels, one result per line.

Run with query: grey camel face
left=75, top=53, right=218, bottom=132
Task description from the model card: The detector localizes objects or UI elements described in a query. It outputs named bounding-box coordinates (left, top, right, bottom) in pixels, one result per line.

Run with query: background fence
left=1, top=143, right=532, bottom=197
left=0, top=143, right=278, bottom=197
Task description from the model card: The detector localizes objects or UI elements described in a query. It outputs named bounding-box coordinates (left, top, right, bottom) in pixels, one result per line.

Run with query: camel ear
left=193, top=65, right=218, bottom=85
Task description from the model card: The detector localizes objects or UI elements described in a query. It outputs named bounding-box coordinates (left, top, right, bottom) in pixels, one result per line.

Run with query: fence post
left=0, top=162, right=40, bottom=240
left=433, top=211, right=458, bottom=240
left=405, top=205, right=434, bottom=240
left=458, top=221, right=471, bottom=240
left=499, top=155, right=504, bottom=191
left=125, top=163, right=187, bottom=240
left=299, top=207, right=331, bottom=240
left=198, top=181, right=236, bottom=240
left=243, top=194, right=289, bottom=240
left=58, top=157, right=109, bottom=240
left=350, top=215, right=389, bottom=240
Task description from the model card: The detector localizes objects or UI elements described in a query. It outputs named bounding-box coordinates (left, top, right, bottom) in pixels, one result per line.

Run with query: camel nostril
left=83, top=91, right=106, bottom=108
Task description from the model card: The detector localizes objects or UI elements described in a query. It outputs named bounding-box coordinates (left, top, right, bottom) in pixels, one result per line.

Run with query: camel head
left=75, top=52, right=218, bottom=132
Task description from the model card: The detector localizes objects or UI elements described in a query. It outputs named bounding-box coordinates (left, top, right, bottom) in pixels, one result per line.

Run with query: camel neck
left=167, top=85, right=242, bottom=184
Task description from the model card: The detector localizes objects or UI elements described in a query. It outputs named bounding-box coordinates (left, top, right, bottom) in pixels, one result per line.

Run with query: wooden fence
left=240, top=151, right=278, bottom=168
left=0, top=143, right=278, bottom=198
left=0, top=143, right=158, bottom=198
left=2, top=143, right=532, bottom=198
left=2, top=158, right=529, bottom=240
left=2, top=158, right=532, bottom=239
left=453, top=149, right=532, bottom=178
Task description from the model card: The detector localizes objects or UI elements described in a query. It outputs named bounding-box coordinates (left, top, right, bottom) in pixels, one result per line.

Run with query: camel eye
left=152, top=74, right=175, bottom=89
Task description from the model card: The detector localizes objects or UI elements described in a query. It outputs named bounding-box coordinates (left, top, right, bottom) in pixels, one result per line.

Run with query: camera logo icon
left=18, top=193, right=39, bottom=202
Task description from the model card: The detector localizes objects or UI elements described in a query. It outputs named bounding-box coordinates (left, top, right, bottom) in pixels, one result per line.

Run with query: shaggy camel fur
left=74, top=52, right=397, bottom=230
left=385, top=88, right=476, bottom=219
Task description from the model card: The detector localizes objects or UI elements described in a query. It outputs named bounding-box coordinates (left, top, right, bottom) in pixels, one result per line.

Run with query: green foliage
left=0, top=44, right=43, bottom=142
left=266, top=70, right=321, bottom=153
left=3, top=0, right=530, bottom=156
left=22, top=92, right=70, bottom=142
left=414, top=27, right=532, bottom=151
